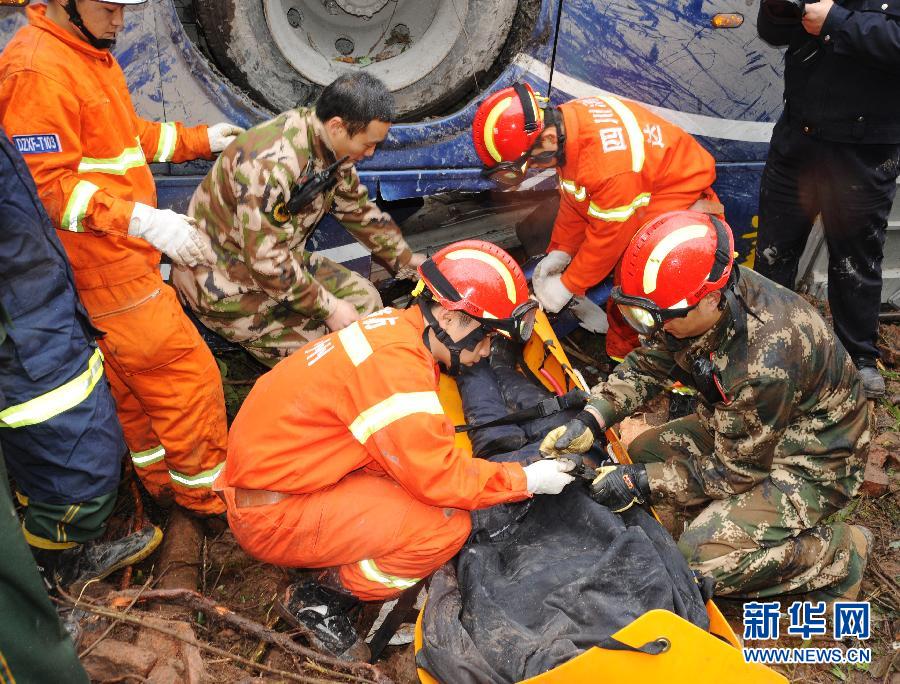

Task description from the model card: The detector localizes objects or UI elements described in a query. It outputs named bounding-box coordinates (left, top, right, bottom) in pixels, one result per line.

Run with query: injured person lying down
left=416, top=339, right=711, bottom=684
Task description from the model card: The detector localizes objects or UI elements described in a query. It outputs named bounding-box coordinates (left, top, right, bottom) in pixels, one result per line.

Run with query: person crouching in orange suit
left=217, top=240, right=578, bottom=659
left=0, top=0, right=246, bottom=515
left=472, top=83, right=721, bottom=361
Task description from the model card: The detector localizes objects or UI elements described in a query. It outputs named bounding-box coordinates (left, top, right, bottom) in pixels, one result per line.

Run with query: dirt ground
left=65, top=317, right=899, bottom=684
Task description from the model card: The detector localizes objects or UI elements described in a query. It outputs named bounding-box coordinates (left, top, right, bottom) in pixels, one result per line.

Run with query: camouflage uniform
left=172, top=108, right=413, bottom=366
left=588, top=267, right=870, bottom=598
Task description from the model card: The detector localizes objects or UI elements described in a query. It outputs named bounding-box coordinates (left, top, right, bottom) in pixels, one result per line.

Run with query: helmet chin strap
left=417, top=299, right=485, bottom=376
left=64, top=0, right=116, bottom=49
left=543, top=106, right=567, bottom=167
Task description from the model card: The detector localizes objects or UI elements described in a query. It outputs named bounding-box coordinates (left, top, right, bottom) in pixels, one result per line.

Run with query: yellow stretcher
left=417, top=311, right=786, bottom=684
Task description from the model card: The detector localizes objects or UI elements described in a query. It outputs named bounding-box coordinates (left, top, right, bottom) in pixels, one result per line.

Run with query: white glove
left=532, top=250, right=572, bottom=283
left=523, top=458, right=576, bottom=495
left=128, top=203, right=216, bottom=267
left=533, top=272, right=573, bottom=313
left=207, top=122, right=245, bottom=153
left=570, top=296, right=609, bottom=334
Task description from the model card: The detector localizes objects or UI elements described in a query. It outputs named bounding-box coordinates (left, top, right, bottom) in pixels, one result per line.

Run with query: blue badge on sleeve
left=12, top=133, right=62, bottom=155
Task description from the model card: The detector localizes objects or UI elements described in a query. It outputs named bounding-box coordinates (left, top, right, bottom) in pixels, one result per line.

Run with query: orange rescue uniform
left=551, top=96, right=718, bottom=359
left=0, top=5, right=226, bottom=514
left=220, top=306, right=530, bottom=600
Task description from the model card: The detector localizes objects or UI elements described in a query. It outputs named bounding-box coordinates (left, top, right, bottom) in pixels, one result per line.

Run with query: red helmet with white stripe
left=612, top=211, right=735, bottom=335
left=417, top=240, right=537, bottom=343
left=472, top=83, right=544, bottom=169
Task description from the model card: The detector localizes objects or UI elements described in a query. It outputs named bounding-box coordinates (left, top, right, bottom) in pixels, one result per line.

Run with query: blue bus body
left=0, top=1, right=785, bottom=265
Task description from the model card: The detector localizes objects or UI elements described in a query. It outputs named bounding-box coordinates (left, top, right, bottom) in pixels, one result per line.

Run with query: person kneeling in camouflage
left=542, top=210, right=871, bottom=602
left=173, top=73, right=424, bottom=366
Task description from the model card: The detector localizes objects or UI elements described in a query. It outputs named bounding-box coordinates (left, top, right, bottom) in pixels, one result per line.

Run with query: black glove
left=590, top=463, right=651, bottom=513
left=558, top=388, right=590, bottom=411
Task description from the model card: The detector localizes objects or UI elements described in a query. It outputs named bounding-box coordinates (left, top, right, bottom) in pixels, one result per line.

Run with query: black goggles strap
left=513, top=82, right=540, bottom=133
left=420, top=259, right=462, bottom=304
left=708, top=215, right=731, bottom=283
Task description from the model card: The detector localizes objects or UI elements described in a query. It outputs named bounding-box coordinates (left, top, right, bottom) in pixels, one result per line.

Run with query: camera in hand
left=761, top=0, right=814, bottom=24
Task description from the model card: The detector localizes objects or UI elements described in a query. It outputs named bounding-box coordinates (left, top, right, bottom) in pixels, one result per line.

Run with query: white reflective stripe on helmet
left=169, top=462, right=224, bottom=489
left=61, top=179, right=100, bottom=232
left=349, top=391, right=443, bottom=444
left=131, top=444, right=166, bottom=468
left=587, top=192, right=651, bottom=222
left=338, top=323, right=373, bottom=367
left=642, top=224, right=709, bottom=294
left=444, top=248, right=517, bottom=304
left=78, top=136, right=146, bottom=175
left=0, top=348, right=104, bottom=428
left=153, top=122, right=178, bottom=162
left=483, top=96, right=514, bottom=163
left=358, top=559, right=419, bottom=589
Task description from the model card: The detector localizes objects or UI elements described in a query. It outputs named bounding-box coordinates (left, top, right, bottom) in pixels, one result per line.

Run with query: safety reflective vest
left=224, top=307, right=530, bottom=510
left=550, top=96, right=717, bottom=295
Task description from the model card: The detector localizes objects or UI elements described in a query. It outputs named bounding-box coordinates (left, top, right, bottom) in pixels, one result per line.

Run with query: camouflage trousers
left=629, top=415, right=865, bottom=600
left=203, top=251, right=381, bottom=368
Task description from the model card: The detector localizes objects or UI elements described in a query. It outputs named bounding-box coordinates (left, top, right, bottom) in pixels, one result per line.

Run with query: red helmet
left=417, top=239, right=537, bottom=343
left=472, top=83, right=544, bottom=169
left=612, top=211, right=735, bottom=335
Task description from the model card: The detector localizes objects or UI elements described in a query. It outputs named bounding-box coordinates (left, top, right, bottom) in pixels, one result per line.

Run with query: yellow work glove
left=539, top=409, right=602, bottom=458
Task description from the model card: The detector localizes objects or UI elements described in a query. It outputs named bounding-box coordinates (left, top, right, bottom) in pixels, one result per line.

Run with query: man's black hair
left=314, top=72, right=395, bottom=137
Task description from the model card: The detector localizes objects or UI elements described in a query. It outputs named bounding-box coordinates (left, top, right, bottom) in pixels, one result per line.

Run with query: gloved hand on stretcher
left=538, top=408, right=603, bottom=458
left=523, top=458, right=576, bottom=495
left=589, top=464, right=650, bottom=512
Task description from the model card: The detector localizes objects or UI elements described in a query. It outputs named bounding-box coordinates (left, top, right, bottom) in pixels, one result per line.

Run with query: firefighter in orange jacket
left=0, top=0, right=245, bottom=514
left=472, top=83, right=719, bottom=360
left=219, top=240, right=576, bottom=659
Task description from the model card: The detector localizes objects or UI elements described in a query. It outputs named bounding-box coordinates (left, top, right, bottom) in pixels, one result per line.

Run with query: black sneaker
left=276, top=581, right=370, bottom=661
left=35, top=524, right=163, bottom=589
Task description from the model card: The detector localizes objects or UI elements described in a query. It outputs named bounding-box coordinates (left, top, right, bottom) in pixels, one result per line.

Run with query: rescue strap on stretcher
left=454, top=388, right=587, bottom=433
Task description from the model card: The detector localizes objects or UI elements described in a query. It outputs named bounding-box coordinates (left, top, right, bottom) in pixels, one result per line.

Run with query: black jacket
left=758, top=0, right=900, bottom=143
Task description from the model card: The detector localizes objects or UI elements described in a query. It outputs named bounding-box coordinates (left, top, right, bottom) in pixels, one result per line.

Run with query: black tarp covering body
left=417, top=356, right=710, bottom=684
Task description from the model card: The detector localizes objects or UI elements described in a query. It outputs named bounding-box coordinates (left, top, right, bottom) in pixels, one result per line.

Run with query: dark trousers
left=755, top=118, right=900, bottom=362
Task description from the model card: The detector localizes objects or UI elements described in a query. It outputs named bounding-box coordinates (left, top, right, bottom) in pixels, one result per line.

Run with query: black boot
left=276, top=575, right=370, bottom=661
left=854, top=358, right=885, bottom=399
left=33, top=524, right=163, bottom=589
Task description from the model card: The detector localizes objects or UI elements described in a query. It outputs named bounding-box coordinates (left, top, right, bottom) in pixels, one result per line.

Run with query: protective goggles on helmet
left=473, top=299, right=539, bottom=344
left=611, top=288, right=699, bottom=336
left=482, top=148, right=562, bottom=187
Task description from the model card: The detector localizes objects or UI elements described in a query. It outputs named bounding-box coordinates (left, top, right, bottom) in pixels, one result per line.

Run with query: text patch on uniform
left=13, top=133, right=61, bottom=155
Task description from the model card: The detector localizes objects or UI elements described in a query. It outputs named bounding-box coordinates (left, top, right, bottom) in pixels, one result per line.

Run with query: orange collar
left=27, top=4, right=114, bottom=63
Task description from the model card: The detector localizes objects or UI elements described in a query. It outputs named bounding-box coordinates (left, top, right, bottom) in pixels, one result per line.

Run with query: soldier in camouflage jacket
left=173, top=74, right=422, bottom=366
left=543, top=211, right=871, bottom=600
